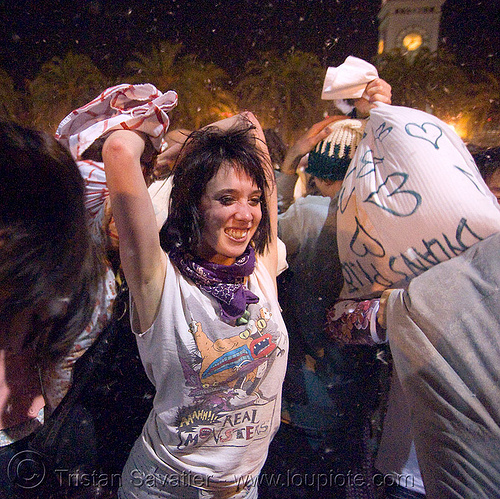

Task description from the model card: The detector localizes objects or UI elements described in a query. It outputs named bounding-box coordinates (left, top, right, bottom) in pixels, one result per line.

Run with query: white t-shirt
left=129, top=253, right=288, bottom=494
left=278, top=195, right=331, bottom=259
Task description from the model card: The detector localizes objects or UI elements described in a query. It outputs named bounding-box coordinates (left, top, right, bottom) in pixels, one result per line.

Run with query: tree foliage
left=29, top=52, right=109, bottom=133
left=0, top=43, right=494, bottom=146
left=377, top=49, right=469, bottom=118
left=0, top=68, right=28, bottom=125
left=126, top=41, right=183, bottom=91
left=236, top=50, right=325, bottom=143
left=126, top=42, right=238, bottom=130
left=376, top=48, right=499, bottom=143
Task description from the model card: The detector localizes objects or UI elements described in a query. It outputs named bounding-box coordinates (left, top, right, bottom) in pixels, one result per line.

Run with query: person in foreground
left=326, top=230, right=500, bottom=498
left=102, top=112, right=288, bottom=498
left=0, top=120, right=105, bottom=495
left=381, top=232, right=500, bottom=498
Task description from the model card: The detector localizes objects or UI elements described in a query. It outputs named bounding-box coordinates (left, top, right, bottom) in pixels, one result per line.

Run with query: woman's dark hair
left=160, top=120, right=272, bottom=256
left=472, top=146, right=500, bottom=184
left=0, top=121, right=104, bottom=367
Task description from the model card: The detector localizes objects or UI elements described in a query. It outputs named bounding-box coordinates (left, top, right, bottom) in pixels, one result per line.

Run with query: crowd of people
left=1, top=64, right=499, bottom=499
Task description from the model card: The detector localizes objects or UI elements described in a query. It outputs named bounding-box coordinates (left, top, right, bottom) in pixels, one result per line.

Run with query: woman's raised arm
left=102, top=130, right=166, bottom=332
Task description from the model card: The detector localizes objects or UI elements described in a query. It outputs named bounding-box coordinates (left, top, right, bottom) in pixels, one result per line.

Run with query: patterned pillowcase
left=337, top=103, right=500, bottom=299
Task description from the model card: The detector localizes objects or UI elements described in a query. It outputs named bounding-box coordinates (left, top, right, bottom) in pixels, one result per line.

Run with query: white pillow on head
left=337, top=103, right=500, bottom=299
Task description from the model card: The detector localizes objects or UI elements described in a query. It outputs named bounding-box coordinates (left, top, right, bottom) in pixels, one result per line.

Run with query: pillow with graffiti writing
left=337, top=102, right=500, bottom=299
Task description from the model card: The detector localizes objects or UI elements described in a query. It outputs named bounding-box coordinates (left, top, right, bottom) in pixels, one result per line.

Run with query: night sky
left=0, top=0, right=499, bottom=86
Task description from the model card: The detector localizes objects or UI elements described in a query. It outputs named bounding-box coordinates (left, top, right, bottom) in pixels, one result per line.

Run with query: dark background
left=0, top=0, right=499, bottom=85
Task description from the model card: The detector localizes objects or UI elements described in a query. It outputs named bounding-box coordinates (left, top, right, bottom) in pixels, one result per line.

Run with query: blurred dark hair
left=471, top=146, right=500, bottom=183
left=0, top=121, right=104, bottom=367
left=160, top=120, right=272, bottom=256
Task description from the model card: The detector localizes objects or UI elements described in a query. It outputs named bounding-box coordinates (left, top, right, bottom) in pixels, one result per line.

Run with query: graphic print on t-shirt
left=175, top=305, right=285, bottom=451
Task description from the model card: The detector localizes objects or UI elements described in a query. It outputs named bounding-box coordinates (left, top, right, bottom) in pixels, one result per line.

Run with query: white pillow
left=337, top=103, right=500, bottom=299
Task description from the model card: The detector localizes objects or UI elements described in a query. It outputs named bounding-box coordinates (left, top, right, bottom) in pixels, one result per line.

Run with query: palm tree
left=236, top=51, right=283, bottom=130
left=29, top=52, right=109, bottom=133
left=460, top=71, right=500, bottom=144
left=126, top=42, right=238, bottom=129
left=236, top=49, right=325, bottom=143
left=126, top=41, right=182, bottom=91
left=377, top=48, right=499, bottom=143
left=0, top=68, right=28, bottom=124
left=377, top=48, right=469, bottom=120
left=172, top=55, right=238, bottom=129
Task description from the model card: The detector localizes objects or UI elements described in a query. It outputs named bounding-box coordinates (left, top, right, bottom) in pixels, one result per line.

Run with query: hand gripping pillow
left=337, top=103, right=500, bottom=299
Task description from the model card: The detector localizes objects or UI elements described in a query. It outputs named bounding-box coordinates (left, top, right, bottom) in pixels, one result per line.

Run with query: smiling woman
left=161, top=123, right=271, bottom=265
left=198, top=167, right=263, bottom=265
left=102, top=112, right=288, bottom=498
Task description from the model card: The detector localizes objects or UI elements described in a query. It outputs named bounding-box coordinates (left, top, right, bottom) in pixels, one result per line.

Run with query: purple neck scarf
left=170, top=246, right=259, bottom=323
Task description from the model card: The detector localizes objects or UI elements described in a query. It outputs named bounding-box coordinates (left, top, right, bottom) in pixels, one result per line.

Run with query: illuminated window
left=403, top=33, right=423, bottom=51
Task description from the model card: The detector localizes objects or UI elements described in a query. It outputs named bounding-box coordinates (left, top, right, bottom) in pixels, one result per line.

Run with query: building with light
left=377, top=0, right=446, bottom=55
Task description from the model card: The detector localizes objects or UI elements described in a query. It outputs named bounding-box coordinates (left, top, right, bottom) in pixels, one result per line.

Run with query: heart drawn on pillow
left=364, top=172, right=422, bottom=217
left=349, top=217, right=386, bottom=257
left=405, top=122, right=443, bottom=150
left=356, top=150, right=384, bottom=179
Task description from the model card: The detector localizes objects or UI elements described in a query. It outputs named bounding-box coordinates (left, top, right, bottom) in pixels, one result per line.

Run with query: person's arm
left=278, top=116, right=347, bottom=211
left=281, top=116, right=345, bottom=176
left=153, top=129, right=191, bottom=179
left=324, top=290, right=394, bottom=347
left=153, top=142, right=184, bottom=179
left=102, top=130, right=167, bottom=332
